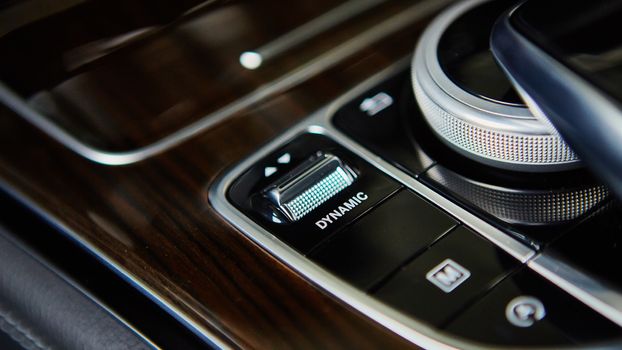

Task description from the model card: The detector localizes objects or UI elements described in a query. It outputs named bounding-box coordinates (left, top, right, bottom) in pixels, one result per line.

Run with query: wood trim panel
left=0, top=2, right=445, bottom=348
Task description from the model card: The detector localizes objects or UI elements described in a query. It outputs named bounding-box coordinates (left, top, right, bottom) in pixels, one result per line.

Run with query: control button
left=310, top=190, right=457, bottom=290
left=374, top=226, right=520, bottom=326
left=333, top=74, right=435, bottom=177
left=445, top=268, right=621, bottom=346
left=228, top=134, right=401, bottom=254
left=359, top=92, right=394, bottom=116
left=505, top=296, right=546, bottom=328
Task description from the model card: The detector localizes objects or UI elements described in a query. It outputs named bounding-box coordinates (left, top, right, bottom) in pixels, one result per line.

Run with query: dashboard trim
left=0, top=0, right=454, bottom=166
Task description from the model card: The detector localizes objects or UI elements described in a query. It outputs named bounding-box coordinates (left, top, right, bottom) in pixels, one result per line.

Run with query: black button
left=332, top=72, right=435, bottom=177
left=445, top=268, right=621, bottom=346
left=374, top=226, right=520, bottom=327
left=228, top=134, right=401, bottom=254
left=309, top=190, right=458, bottom=290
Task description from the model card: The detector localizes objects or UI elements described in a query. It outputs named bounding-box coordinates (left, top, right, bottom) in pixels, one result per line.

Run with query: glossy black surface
left=332, top=71, right=435, bottom=177
left=228, top=133, right=401, bottom=254
left=549, top=200, right=622, bottom=290
left=512, top=0, right=622, bottom=103
left=446, top=268, right=621, bottom=346
left=437, top=0, right=523, bottom=106
left=310, top=189, right=457, bottom=290
left=374, top=226, right=519, bottom=327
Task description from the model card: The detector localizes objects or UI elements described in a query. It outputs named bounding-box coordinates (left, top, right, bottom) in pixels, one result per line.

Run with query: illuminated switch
left=227, top=134, right=401, bottom=254
left=263, top=153, right=357, bottom=223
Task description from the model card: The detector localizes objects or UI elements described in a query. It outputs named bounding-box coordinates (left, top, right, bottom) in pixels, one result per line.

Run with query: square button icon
left=426, top=258, right=471, bottom=293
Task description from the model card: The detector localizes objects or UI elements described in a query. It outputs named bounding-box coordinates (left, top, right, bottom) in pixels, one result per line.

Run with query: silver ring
left=411, top=0, right=581, bottom=172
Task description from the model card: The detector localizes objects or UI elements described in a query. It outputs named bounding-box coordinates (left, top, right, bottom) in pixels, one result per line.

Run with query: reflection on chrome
left=426, top=166, right=609, bottom=225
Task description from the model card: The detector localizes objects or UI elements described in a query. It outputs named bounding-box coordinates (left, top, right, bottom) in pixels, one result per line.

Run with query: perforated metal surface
left=426, top=166, right=609, bottom=225
left=283, top=167, right=354, bottom=221
left=414, top=79, right=579, bottom=167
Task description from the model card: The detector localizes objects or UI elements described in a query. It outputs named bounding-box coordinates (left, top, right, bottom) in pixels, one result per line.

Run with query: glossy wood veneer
left=1, top=0, right=417, bottom=152
left=0, top=3, right=442, bottom=348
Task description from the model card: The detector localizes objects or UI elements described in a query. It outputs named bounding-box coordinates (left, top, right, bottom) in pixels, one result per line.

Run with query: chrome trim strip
left=0, top=0, right=454, bottom=166
left=210, top=61, right=541, bottom=350
left=0, top=180, right=234, bottom=350
left=529, top=254, right=622, bottom=327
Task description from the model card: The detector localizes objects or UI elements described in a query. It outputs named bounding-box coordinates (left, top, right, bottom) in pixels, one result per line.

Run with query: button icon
left=264, top=166, right=278, bottom=177
left=359, top=92, right=394, bottom=116
left=426, top=258, right=471, bottom=293
left=505, top=296, right=546, bottom=328
left=277, top=153, right=291, bottom=164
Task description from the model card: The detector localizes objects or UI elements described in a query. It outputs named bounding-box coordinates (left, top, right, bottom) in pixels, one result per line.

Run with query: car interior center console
left=211, top=0, right=622, bottom=348
left=1, top=0, right=622, bottom=348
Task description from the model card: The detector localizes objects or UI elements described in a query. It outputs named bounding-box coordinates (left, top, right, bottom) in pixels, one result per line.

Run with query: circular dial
left=411, top=0, right=580, bottom=172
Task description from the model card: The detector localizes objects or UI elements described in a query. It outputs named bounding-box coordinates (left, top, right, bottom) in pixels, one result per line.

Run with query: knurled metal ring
left=411, top=0, right=581, bottom=172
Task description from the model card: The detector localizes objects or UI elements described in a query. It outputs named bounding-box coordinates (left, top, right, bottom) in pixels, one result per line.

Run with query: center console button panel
left=309, top=189, right=458, bottom=290
left=374, top=226, right=520, bottom=327
left=228, top=133, right=400, bottom=254
left=445, top=268, right=621, bottom=346
left=216, top=66, right=622, bottom=347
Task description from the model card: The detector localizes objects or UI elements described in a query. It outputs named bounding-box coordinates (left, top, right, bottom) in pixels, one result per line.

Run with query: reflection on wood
left=1, top=0, right=421, bottom=152
left=240, top=0, right=388, bottom=69
left=0, top=0, right=444, bottom=348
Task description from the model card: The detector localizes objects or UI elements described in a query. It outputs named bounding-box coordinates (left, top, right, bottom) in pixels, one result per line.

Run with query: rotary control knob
left=412, top=0, right=580, bottom=171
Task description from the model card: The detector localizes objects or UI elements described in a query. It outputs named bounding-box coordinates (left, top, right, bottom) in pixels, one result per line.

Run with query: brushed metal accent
left=425, top=165, right=609, bottom=226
